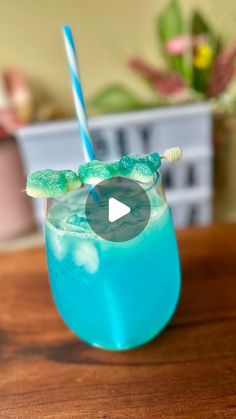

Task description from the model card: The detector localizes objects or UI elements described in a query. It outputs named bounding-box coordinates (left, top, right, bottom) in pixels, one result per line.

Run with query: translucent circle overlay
left=85, top=177, right=151, bottom=242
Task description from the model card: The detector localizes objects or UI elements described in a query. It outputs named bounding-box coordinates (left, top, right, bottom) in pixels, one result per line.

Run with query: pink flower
left=165, top=35, right=191, bottom=55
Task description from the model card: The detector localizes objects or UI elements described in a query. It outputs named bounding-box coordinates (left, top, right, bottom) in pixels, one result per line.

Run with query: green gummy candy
left=107, top=161, right=120, bottom=177
left=76, top=152, right=162, bottom=186
left=147, top=152, right=161, bottom=169
left=119, top=155, right=135, bottom=175
left=78, top=160, right=112, bottom=184
left=147, top=152, right=161, bottom=171
left=26, top=169, right=81, bottom=198
left=119, top=153, right=161, bottom=182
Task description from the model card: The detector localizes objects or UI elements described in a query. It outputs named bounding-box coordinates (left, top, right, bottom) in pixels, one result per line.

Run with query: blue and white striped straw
left=62, top=25, right=95, bottom=162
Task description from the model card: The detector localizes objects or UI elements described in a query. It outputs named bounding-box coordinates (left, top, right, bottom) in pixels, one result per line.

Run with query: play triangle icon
left=108, top=197, right=131, bottom=223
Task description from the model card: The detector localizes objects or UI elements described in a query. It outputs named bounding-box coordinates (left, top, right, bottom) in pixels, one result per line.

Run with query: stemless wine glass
left=45, top=173, right=181, bottom=350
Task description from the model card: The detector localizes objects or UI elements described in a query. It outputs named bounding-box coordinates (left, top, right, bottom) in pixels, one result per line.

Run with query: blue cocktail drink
left=45, top=174, right=181, bottom=350
left=25, top=27, right=182, bottom=352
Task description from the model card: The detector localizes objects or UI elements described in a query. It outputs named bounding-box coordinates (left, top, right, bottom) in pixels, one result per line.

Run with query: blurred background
left=0, top=0, right=236, bottom=248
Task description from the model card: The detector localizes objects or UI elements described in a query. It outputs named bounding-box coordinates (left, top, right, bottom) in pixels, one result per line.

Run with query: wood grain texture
left=0, top=224, right=236, bottom=418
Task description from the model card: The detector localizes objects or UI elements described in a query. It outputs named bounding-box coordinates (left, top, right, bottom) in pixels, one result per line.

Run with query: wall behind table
left=0, top=0, right=236, bottom=116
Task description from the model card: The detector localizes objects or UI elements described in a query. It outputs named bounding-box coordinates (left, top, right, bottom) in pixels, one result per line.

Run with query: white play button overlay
left=108, top=197, right=131, bottom=223
left=86, top=177, right=151, bottom=242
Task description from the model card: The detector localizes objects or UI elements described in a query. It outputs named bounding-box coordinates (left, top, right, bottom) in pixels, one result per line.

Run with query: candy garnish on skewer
left=26, top=149, right=183, bottom=198
left=79, top=153, right=161, bottom=185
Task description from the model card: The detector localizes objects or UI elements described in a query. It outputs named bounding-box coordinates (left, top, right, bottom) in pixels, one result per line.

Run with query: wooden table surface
left=0, top=224, right=236, bottom=418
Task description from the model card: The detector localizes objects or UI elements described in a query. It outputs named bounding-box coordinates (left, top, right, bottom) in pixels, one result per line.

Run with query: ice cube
left=48, top=203, right=70, bottom=219
left=73, top=242, right=99, bottom=274
left=62, top=213, right=89, bottom=233
left=47, top=204, right=71, bottom=229
left=48, top=229, right=67, bottom=261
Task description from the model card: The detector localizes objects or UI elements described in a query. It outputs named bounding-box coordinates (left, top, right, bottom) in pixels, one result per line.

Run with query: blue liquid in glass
left=45, top=186, right=181, bottom=350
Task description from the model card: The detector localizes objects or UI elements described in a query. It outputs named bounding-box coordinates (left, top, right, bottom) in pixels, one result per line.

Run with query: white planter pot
left=16, top=103, right=213, bottom=228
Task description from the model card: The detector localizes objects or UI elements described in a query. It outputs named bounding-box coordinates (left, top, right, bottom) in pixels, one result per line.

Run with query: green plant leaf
left=192, top=69, right=209, bottom=95
left=191, top=11, right=221, bottom=94
left=158, top=0, right=184, bottom=45
left=191, top=11, right=221, bottom=53
left=90, top=85, right=156, bottom=113
left=157, top=0, right=192, bottom=84
left=192, top=11, right=210, bottom=35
